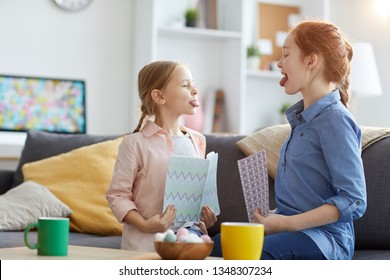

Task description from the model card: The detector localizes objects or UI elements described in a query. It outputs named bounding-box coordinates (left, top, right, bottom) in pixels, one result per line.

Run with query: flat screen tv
left=0, top=74, right=86, bottom=134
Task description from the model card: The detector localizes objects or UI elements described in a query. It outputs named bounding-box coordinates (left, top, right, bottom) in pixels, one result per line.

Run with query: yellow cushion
left=22, top=137, right=124, bottom=236
left=236, top=125, right=290, bottom=179
left=236, top=124, right=390, bottom=179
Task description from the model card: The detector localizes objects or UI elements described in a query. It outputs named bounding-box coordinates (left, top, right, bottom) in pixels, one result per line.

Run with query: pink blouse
left=106, top=121, right=206, bottom=251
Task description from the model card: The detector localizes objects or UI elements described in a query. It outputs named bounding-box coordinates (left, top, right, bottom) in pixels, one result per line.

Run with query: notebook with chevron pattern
left=163, top=152, right=220, bottom=222
left=237, top=149, right=269, bottom=223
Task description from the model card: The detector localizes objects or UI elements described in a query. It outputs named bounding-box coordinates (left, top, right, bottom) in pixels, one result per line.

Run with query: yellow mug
left=221, top=222, right=264, bottom=260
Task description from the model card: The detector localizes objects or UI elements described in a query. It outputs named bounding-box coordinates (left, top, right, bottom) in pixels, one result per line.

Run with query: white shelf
left=158, top=27, right=241, bottom=40
left=246, top=69, right=282, bottom=78
left=134, top=0, right=326, bottom=134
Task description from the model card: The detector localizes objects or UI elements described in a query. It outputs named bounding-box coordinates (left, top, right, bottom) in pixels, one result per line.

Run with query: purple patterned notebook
left=237, top=149, right=269, bottom=223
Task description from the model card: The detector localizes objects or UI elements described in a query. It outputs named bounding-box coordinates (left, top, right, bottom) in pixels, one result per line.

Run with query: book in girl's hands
left=237, top=149, right=269, bottom=223
left=163, top=152, right=220, bottom=222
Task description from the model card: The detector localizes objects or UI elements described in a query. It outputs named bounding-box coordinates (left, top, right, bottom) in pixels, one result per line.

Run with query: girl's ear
left=305, top=53, right=318, bottom=69
left=151, top=89, right=166, bottom=104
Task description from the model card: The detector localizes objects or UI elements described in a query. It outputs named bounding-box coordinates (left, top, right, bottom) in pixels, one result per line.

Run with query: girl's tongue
left=280, top=75, right=288, bottom=87
left=190, top=100, right=200, bottom=107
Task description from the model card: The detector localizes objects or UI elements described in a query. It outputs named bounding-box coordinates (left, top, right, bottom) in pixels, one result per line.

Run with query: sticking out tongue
left=280, top=75, right=288, bottom=87
left=190, top=100, right=200, bottom=107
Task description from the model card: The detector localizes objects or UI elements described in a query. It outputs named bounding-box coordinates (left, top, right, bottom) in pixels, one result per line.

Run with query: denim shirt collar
left=286, top=90, right=341, bottom=129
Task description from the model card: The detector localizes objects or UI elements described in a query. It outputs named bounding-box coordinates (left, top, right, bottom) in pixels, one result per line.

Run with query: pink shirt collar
left=141, top=120, right=189, bottom=138
left=140, top=120, right=204, bottom=158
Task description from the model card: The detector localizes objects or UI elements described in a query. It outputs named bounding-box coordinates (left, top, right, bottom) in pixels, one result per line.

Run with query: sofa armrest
left=0, top=170, right=15, bottom=195
left=355, top=136, right=390, bottom=250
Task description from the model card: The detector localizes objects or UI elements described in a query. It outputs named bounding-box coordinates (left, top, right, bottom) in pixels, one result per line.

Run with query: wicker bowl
left=154, top=241, right=214, bottom=260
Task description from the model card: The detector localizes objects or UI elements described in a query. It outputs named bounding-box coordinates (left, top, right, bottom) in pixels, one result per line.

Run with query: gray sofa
left=1, top=130, right=389, bottom=260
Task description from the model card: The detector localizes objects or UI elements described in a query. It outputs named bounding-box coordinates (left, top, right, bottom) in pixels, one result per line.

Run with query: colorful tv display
left=0, top=75, right=86, bottom=134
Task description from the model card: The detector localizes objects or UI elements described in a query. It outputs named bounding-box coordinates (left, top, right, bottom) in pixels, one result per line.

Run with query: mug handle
left=24, top=223, right=39, bottom=249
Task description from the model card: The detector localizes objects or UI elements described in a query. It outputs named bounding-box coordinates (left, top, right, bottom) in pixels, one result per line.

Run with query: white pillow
left=0, top=181, right=72, bottom=231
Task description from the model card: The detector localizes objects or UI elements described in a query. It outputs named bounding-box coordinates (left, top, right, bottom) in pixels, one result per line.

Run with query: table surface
left=0, top=245, right=158, bottom=260
left=0, top=245, right=220, bottom=260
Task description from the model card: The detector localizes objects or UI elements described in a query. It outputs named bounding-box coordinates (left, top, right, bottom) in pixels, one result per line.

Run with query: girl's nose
left=277, top=58, right=282, bottom=68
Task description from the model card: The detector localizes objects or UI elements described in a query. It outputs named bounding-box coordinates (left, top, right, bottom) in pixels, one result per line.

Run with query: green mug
left=24, top=217, right=69, bottom=256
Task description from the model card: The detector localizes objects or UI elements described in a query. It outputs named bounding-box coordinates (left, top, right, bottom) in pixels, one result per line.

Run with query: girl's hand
left=253, top=208, right=289, bottom=235
left=254, top=204, right=340, bottom=235
left=200, top=205, right=217, bottom=228
left=198, top=221, right=208, bottom=235
left=145, top=205, right=176, bottom=233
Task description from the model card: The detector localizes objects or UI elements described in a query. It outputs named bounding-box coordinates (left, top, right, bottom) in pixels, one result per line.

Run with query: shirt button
left=297, top=115, right=303, bottom=121
left=300, top=132, right=304, bottom=137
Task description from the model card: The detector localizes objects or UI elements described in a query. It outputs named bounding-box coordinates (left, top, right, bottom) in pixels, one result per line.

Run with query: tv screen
left=0, top=74, right=86, bottom=134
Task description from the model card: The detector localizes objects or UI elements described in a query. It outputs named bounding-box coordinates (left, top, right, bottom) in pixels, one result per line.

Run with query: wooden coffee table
left=0, top=245, right=166, bottom=260
left=0, top=245, right=220, bottom=260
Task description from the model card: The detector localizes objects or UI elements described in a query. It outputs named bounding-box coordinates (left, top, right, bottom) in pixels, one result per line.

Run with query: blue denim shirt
left=275, top=90, right=367, bottom=260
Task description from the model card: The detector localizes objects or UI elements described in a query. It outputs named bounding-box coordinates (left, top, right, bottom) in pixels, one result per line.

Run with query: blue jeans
left=211, top=231, right=326, bottom=260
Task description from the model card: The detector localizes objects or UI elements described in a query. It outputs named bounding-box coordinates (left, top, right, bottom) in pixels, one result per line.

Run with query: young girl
left=212, top=21, right=367, bottom=260
left=106, top=61, right=217, bottom=252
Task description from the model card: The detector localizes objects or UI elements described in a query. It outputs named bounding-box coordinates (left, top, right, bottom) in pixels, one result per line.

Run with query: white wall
left=1, top=0, right=388, bottom=138
left=0, top=0, right=134, bottom=135
left=246, top=0, right=390, bottom=130
left=330, top=0, right=390, bottom=126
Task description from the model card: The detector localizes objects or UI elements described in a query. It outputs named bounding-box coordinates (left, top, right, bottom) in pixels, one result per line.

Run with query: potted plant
left=184, top=8, right=199, bottom=27
left=246, top=44, right=261, bottom=70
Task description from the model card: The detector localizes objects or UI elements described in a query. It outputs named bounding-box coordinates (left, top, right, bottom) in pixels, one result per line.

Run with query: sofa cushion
left=236, top=125, right=290, bottom=178
left=0, top=181, right=72, bottom=231
left=356, top=137, right=390, bottom=249
left=361, top=126, right=390, bottom=150
left=13, top=130, right=121, bottom=188
left=236, top=125, right=390, bottom=179
left=0, top=170, right=14, bottom=195
left=205, top=134, right=248, bottom=236
left=22, top=137, right=124, bottom=236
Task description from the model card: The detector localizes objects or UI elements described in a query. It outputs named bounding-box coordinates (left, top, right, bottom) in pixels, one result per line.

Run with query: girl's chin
left=284, top=88, right=299, bottom=95
left=184, top=109, right=197, bottom=115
